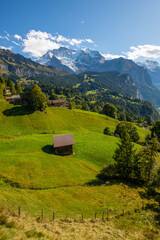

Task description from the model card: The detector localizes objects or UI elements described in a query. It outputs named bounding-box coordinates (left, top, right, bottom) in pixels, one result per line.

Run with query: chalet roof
left=53, top=133, right=75, bottom=148
left=50, top=99, right=66, bottom=104
left=12, top=95, right=21, bottom=99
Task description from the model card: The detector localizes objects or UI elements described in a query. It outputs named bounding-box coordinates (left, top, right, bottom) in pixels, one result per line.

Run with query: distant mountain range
left=1, top=48, right=160, bottom=108
left=37, top=47, right=160, bottom=107
left=37, top=47, right=105, bottom=73
left=137, top=60, right=160, bottom=91
left=0, top=49, right=67, bottom=78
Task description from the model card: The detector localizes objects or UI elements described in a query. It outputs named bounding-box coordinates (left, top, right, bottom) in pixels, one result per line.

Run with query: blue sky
left=1, top=0, right=160, bottom=61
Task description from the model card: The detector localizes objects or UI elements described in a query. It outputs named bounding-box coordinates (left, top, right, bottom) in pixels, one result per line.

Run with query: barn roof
left=50, top=99, right=66, bottom=104
left=53, top=133, right=75, bottom=148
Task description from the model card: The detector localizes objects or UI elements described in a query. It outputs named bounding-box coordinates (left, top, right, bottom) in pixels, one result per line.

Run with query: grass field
left=0, top=100, right=159, bottom=239
left=0, top=209, right=159, bottom=240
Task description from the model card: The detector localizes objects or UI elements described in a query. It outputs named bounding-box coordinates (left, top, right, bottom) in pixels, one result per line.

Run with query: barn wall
left=55, top=145, right=73, bottom=155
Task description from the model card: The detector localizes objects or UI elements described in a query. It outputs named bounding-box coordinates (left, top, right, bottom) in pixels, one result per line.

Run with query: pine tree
left=15, top=83, right=23, bottom=94
left=113, top=129, right=136, bottom=180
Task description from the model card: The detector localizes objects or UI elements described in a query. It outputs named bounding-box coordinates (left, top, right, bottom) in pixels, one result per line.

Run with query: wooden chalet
left=6, top=95, right=22, bottom=103
left=50, top=99, right=66, bottom=107
left=53, top=133, right=75, bottom=155
left=5, top=88, right=11, bottom=95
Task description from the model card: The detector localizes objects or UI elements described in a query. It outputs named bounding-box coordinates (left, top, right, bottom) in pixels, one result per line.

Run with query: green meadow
left=0, top=100, right=152, bottom=219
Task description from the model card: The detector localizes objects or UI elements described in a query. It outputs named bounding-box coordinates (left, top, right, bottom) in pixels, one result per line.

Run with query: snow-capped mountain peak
left=36, top=47, right=105, bottom=73
left=137, top=60, right=160, bottom=71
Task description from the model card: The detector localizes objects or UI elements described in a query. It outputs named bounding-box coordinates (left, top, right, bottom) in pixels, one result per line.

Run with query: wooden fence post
left=102, top=211, right=105, bottom=221
left=18, top=205, right=21, bottom=216
left=107, top=208, right=109, bottom=221
left=41, top=209, right=43, bottom=222
left=81, top=212, right=84, bottom=221
left=8, top=205, right=10, bottom=213
left=53, top=211, right=55, bottom=220
left=122, top=209, right=124, bottom=215
left=65, top=213, right=68, bottom=220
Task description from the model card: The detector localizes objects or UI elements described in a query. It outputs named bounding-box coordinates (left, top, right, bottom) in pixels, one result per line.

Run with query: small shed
left=53, top=133, right=75, bottom=155
left=50, top=99, right=66, bottom=107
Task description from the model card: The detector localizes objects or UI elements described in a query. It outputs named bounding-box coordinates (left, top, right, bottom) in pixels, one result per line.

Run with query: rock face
left=0, top=49, right=68, bottom=77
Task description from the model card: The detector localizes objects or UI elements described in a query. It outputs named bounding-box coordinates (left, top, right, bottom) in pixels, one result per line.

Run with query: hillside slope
left=0, top=100, right=158, bottom=239
left=0, top=49, right=68, bottom=79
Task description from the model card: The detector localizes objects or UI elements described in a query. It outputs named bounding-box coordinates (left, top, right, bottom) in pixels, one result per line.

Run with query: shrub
left=103, top=127, right=112, bottom=135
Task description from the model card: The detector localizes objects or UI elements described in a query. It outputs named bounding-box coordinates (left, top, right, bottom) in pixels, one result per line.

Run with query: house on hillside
left=53, top=133, right=75, bottom=155
left=50, top=99, right=66, bottom=107
left=6, top=95, right=22, bottom=103
left=5, top=88, right=11, bottom=95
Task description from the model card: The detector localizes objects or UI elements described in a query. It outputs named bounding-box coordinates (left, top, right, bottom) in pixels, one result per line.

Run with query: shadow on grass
left=42, top=145, right=54, bottom=154
left=3, top=105, right=34, bottom=116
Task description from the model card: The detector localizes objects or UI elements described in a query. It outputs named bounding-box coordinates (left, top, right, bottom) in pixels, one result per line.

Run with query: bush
left=103, top=127, right=112, bottom=135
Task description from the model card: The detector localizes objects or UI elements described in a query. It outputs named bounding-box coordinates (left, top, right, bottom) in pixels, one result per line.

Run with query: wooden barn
left=50, top=99, right=66, bottom=107
left=53, top=133, right=75, bottom=155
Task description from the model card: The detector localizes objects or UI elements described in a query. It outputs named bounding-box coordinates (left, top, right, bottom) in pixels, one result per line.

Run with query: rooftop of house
left=50, top=99, right=66, bottom=104
left=53, top=133, right=75, bottom=148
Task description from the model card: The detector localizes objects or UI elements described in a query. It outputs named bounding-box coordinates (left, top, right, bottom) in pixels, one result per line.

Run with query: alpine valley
left=1, top=47, right=160, bottom=112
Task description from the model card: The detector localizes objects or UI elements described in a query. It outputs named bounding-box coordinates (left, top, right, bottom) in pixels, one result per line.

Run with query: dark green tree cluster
left=114, top=121, right=140, bottom=143
left=103, top=103, right=117, bottom=119
left=0, top=76, right=23, bottom=98
left=24, top=85, right=47, bottom=111
left=98, top=128, right=159, bottom=186
left=39, top=84, right=158, bottom=123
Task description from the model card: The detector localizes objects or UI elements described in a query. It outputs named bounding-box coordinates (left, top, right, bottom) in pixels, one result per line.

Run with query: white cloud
left=21, top=30, right=94, bottom=58
left=85, top=39, right=93, bottom=43
left=12, top=41, right=21, bottom=46
left=125, top=44, right=160, bottom=60
left=102, top=53, right=125, bottom=60
left=0, top=46, right=13, bottom=50
left=14, top=34, right=22, bottom=41
left=23, top=36, right=61, bottom=58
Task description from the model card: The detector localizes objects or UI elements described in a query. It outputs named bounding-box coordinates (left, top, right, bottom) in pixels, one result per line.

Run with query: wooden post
left=107, top=208, right=109, bottom=221
left=138, top=204, right=140, bottom=213
left=41, top=209, right=43, bottom=222
left=18, top=205, right=21, bottom=216
left=102, top=211, right=105, bottom=221
left=82, top=212, right=84, bottom=221
left=53, top=211, right=55, bottom=220
left=122, top=209, right=124, bottom=215
left=8, top=205, right=10, bottom=213
left=142, top=201, right=145, bottom=210
left=65, top=213, right=68, bottom=220
left=95, top=212, right=97, bottom=219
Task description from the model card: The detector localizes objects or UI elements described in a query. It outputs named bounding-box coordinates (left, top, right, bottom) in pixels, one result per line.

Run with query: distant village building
left=5, top=88, right=11, bottom=95
left=53, top=133, right=75, bottom=155
left=6, top=95, right=22, bottom=103
left=50, top=99, right=66, bottom=107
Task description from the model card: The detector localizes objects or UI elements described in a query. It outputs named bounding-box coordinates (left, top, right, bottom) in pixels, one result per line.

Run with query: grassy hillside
left=0, top=99, right=159, bottom=239
left=0, top=209, right=159, bottom=240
